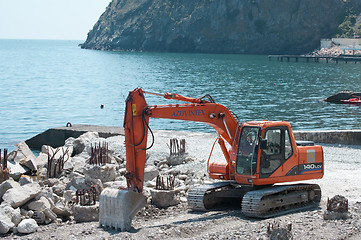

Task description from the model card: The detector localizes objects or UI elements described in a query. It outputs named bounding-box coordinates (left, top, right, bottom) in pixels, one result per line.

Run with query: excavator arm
left=100, top=88, right=240, bottom=231
left=123, top=88, right=239, bottom=193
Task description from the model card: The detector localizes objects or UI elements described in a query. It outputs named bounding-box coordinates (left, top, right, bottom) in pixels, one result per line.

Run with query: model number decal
left=172, top=110, right=205, bottom=117
left=286, top=163, right=323, bottom=176
left=303, top=163, right=322, bottom=170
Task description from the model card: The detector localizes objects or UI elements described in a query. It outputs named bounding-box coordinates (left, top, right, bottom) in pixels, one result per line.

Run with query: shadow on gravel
left=100, top=226, right=141, bottom=235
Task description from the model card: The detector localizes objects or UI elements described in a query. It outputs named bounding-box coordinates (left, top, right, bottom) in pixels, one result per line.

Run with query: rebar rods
left=89, top=142, right=109, bottom=165
left=168, top=138, right=185, bottom=156
left=0, top=149, right=9, bottom=182
left=47, top=147, right=70, bottom=178
left=155, top=175, right=175, bottom=190
left=75, top=186, right=97, bottom=206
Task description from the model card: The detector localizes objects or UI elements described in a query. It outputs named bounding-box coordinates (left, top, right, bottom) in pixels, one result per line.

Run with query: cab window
left=260, top=127, right=293, bottom=177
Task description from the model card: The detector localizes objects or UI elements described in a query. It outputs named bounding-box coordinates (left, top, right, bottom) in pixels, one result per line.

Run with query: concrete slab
left=25, top=125, right=124, bottom=150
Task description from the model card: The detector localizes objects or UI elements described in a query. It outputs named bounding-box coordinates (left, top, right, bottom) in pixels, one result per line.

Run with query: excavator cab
left=232, top=121, right=324, bottom=186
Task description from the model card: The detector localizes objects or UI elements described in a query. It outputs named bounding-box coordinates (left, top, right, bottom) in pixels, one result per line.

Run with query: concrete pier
left=25, top=125, right=124, bottom=150
left=294, top=129, right=361, bottom=146
left=25, top=124, right=361, bottom=150
left=268, top=55, right=361, bottom=64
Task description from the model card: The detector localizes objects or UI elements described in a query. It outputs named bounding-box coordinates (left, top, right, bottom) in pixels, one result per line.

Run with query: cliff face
left=82, top=0, right=361, bottom=54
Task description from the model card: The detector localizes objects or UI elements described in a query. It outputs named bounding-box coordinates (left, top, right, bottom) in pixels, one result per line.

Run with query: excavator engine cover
left=99, top=188, right=147, bottom=231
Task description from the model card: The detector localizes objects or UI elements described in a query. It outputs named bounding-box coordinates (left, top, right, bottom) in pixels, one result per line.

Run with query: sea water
left=1, top=39, right=361, bottom=151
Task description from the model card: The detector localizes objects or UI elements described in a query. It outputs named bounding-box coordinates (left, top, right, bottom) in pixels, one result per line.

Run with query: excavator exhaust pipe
left=98, top=188, right=147, bottom=231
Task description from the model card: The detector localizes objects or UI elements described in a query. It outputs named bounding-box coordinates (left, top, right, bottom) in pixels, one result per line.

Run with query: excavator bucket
left=98, top=188, right=147, bottom=231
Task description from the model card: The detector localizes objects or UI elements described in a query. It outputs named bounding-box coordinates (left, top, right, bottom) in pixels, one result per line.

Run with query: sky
left=0, top=0, right=112, bottom=40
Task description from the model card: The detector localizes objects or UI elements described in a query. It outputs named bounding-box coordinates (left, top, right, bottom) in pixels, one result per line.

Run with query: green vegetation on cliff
left=336, top=7, right=361, bottom=37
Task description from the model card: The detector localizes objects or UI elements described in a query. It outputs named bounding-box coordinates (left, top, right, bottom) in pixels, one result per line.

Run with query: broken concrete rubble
left=27, top=196, right=52, bottom=211
left=0, top=131, right=210, bottom=235
left=82, top=164, right=117, bottom=183
left=0, top=214, right=14, bottom=234
left=0, top=205, right=21, bottom=234
left=323, top=195, right=351, bottom=220
left=0, top=178, right=20, bottom=200
left=72, top=204, right=99, bottom=223
left=8, top=141, right=37, bottom=172
left=3, top=182, right=42, bottom=208
left=151, top=189, right=180, bottom=208
left=6, top=161, right=29, bottom=181
left=67, top=132, right=99, bottom=155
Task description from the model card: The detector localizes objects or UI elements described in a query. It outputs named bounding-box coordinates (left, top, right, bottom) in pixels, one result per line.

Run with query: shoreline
left=24, top=125, right=361, bottom=150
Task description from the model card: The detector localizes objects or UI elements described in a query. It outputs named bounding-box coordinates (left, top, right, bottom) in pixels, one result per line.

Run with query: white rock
left=2, top=182, right=42, bottom=208
left=0, top=178, right=20, bottom=200
left=28, top=196, right=51, bottom=211
left=7, top=161, right=29, bottom=181
left=144, top=166, right=159, bottom=182
left=7, top=141, right=37, bottom=171
left=52, top=202, right=73, bottom=217
left=0, top=215, right=14, bottom=234
left=103, top=180, right=127, bottom=189
left=63, top=190, right=76, bottom=202
left=43, top=208, right=57, bottom=221
left=0, top=205, right=21, bottom=233
left=83, top=164, right=116, bottom=183
left=71, top=155, right=87, bottom=173
left=17, top=219, right=38, bottom=234
left=71, top=132, right=99, bottom=155
left=0, top=205, right=21, bottom=226
left=35, top=152, right=48, bottom=168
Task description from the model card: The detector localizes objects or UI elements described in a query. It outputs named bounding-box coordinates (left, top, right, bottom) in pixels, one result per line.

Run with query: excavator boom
left=123, top=88, right=239, bottom=193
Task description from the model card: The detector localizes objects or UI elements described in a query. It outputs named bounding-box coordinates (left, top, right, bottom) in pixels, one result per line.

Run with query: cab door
left=259, top=126, right=293, bottom=178
left=235, top=126, right=260, bottom=181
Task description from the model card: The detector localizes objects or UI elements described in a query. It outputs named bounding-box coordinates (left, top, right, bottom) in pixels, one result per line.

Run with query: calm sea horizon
left=1, top=39, right=360, bottom=151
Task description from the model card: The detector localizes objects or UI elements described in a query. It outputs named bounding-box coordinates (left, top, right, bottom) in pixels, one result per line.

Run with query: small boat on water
left=340, top=97, right=361, bottom=104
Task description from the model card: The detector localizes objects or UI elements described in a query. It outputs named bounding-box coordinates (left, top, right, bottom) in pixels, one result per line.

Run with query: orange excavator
left=99, top=88, right=324, bottom=231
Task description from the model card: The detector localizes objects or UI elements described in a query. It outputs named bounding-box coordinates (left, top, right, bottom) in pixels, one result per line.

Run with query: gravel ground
left=2, top=131, right=361, bottom=240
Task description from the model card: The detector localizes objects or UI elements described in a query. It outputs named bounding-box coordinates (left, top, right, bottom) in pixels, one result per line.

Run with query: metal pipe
left=143, top=91, right=164, bottom=97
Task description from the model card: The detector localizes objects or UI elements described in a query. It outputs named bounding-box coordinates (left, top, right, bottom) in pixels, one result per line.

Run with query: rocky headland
left=81, top=0, right=361, bottom=54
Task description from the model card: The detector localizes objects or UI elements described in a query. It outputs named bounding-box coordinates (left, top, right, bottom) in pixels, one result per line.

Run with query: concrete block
left=151, top=189, right=180, bottom=208
left=73, top=203, right=99, bottom=223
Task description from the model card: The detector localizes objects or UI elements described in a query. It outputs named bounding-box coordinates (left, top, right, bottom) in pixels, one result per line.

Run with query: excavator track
left=187, top=181, right=235, bottom=211
left=241, top=184, right=321, bottom=218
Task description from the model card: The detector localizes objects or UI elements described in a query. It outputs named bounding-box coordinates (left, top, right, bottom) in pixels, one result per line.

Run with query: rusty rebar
left=89, top=142, right=109, bottom=165
left=156, top=175, right=175, bottom=190
left=47, top=147, right=70, bottom=178
left=0, top=149, right=9, bottom=182
left=75, top=186, right=97, bottom=206
left=168, top=138, right=186, bottom=156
